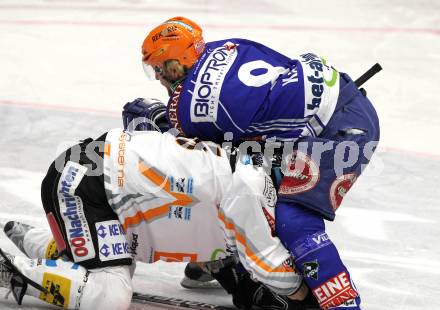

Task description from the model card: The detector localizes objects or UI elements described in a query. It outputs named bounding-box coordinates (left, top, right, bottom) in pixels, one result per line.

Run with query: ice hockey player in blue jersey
left=124, top=16, right=380, bottom=309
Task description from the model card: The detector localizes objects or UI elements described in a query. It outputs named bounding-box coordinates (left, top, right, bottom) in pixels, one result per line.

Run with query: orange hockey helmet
left=142, top=16, right=205, bottom=73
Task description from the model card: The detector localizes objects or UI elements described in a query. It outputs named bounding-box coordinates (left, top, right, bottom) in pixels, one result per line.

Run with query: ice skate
left=3, top=221, right=34, bottom=256
left=180, top=262, right=221, bottom=289
left=0, top=248, right=31, bottom=305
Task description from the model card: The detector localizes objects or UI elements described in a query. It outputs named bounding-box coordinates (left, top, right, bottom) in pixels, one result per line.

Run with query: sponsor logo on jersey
left=312, top=232, right=330, bottom=245
left=263, top=175, right=277, bottom=208
left=95, top=220, right=131, bottom=262
left=130, top=233, right=139, bottom=256
left=312, top=272, right=358, bottom=309
left=117, top=132, right=128, bottom=187
left=168, top=206, right=192, bottom=221
left=58, top=162, right=95, bottom=262
left=168, top=84, right=184, bottom=132
left=292, top=232, right=331, bottom=259
left=190, top=44, right=238, bottom=122
left=303, top=260, right=319, bottom=280
left=169, top=176, right=193, bottom=194
left=39, top=273, right=72, bottom=308
left=301, top=53, right=325, bottom=111
left=45, top=239, right=60, bottom=260
left=330, top=173, right=358, bottom=211
left=278, top=151, right=320, bottom=195
left=338, top=299, right=357, bottom=307
left=300, top=53, right=338, bottom=114
left=30, top=258, right=43, bottom=268
left=153, top=251, right=197, bottom=262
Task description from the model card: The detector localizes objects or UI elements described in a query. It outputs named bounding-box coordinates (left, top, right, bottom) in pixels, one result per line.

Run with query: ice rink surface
left=0, top=0, right=439, bottom=309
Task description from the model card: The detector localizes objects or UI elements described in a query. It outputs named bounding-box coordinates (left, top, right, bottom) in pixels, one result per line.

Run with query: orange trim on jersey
left=122, top=161, right=194, bottom=229
left=104, top=143, right=111, bottom=156
left=123, top=204, right=172, bottom=229
left=218, top=211, right=294, bottom=274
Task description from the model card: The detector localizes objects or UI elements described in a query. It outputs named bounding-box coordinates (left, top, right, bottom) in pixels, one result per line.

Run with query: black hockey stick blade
left=132, top=292, right=237, bottom=310
left=354, top=63, right=383, bottom=87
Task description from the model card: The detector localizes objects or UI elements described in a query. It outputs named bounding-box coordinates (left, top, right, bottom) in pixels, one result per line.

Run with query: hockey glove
left=235, top=275, right=320, bottom=310
left=122, top=98, right=169, bottom=132
left=212, top=264, right=319, bottom=310
left=211, top=265, right=281, bottom=310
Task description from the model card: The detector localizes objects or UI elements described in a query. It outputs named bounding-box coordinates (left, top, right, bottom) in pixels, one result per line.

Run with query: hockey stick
left=354, top=63, right=382, bottom=87
left=132, top=292, right=236, bottom=310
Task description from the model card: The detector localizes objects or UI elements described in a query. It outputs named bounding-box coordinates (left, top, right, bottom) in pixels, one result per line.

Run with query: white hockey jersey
left=219, top=158, right=302, bottom=295
left=103, top=128, right=301, bottom=293
left=103, top=128, right=232, bottom=264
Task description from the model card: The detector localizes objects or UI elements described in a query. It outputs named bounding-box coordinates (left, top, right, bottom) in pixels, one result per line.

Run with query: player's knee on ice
left=23, top=228, right=54, bottom=259
left=81, top=265, right=133, bottom=310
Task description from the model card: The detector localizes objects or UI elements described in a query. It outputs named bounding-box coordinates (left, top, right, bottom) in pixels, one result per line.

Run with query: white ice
left=0, top=1, right=439, bottom=309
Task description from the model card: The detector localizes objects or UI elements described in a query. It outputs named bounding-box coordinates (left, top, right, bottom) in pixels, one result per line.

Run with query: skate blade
left=180, top=278, right=222, bottom=289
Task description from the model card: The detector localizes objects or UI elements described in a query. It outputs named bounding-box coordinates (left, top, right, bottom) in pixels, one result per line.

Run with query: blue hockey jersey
left=166, top=39, right=341, bottom=143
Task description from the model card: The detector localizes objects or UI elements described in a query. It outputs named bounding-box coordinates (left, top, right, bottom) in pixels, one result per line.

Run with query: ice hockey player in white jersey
left=0, top=128, right=319, bottom=309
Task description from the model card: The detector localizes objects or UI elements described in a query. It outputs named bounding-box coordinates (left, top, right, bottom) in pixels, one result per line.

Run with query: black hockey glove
left=236, top=276, right=320, bottom=310
left=211, top=265, right=282, bottom=310
left=232, top=272, right=293, bottom=310
left=122, top=98, right=169, bottom=132
left=212, top=264, right=319, bottom=310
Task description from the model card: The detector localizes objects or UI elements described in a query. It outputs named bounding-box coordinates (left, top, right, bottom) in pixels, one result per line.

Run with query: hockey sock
left=11, top=255, right=133, bottom=309
left=26, top=229, right=59, bottom=259
left=275, top=202, right=361, bottom=309
left=11, top=256, right=89, bottom=309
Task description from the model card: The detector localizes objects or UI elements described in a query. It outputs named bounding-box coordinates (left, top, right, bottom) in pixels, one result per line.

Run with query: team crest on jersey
left=224, top=42, right=239, bottom=51
left=278, top=151, right=320, bottom=195
left=329, top=173, right=357, bottom=211
left=303, top=260, right=319, bottom=280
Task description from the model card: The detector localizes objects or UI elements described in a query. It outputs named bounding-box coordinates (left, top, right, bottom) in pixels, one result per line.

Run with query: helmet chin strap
left=170, top=76, right=187, bottom=93
left=159, top=63, right=188, bottom=94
